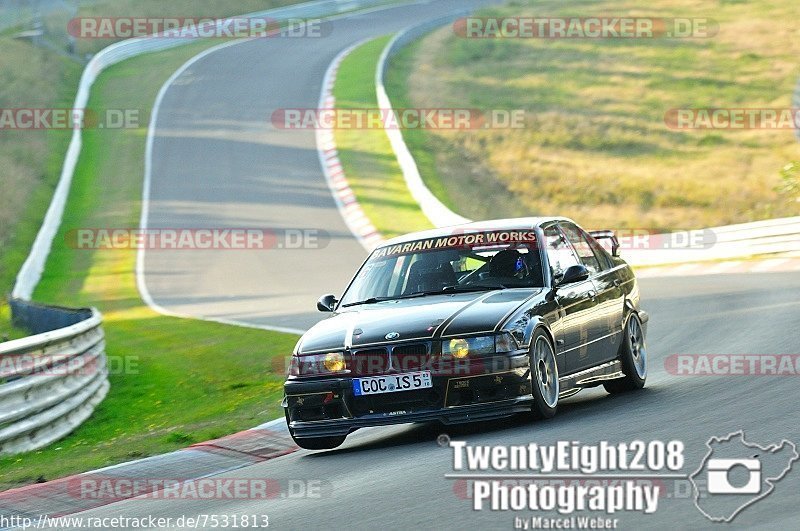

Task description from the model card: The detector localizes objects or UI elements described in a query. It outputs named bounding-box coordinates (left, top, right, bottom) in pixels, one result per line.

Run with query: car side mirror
left=555, top=265, right=590, bottom=287
left=317, top=294, right=338, bottom=312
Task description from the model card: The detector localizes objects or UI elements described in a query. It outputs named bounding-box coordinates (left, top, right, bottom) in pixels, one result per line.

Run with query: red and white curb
left=316, top=40, right=385, bottom=253
left=0, top=419, right=297, bottom=521
left=635, top=257, right=800, bottom=278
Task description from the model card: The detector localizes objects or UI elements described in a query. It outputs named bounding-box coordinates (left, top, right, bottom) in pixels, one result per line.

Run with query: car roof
left=377, top=217, right=574, bottom=247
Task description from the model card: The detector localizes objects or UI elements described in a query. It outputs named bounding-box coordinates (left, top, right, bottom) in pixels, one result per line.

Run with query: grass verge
left=333, top=36, right=433, bottom=239
left=0, top=39, right=298, bottom=491
left=0, top=302, right=26, bottom=342
left=388, top=0, right=800, bottom=229
left=0, top=36, right=81, bottom=294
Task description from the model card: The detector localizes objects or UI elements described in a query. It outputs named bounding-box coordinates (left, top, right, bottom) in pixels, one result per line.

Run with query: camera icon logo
left=690, top=431, right=798, bottom=522
left=706, top=458, right=761, bottom=494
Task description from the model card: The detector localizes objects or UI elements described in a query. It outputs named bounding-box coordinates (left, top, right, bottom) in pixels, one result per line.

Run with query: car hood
left=297, top=289, right=544, bottom=353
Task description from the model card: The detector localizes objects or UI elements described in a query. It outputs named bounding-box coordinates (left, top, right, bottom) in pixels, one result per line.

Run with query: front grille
left=391, top=342, right=430, bottom=372
left=350, top=342, right=433, bottom=375
left=350, top=348, right=388, bottom=375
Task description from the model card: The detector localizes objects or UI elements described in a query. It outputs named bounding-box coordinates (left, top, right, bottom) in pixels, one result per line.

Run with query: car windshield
left=339, top=230, right=544, bottom=307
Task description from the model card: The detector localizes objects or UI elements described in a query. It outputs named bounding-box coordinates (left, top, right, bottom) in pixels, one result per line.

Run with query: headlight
left=442, top=335, right=495, bottom=358
left=447, top=338, right=471, bottom=359
left=290, top=352, right=348, bottom=376
left=495, top=332, right=519, bottom=353
left=323, top=352, right=346, bottom=372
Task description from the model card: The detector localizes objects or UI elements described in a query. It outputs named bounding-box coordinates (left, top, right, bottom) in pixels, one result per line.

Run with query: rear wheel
left=604, top=312, right=647, bottom=394
left=530, top=330, right=559, bottom=419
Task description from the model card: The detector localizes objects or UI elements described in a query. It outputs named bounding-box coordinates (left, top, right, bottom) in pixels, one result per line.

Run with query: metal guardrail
left=11, top=0, right=393, bottom=301
left=0, top=300, right=107, bottom=455
left=621, top=216, right=800, bottom=266
left=375, top=12, right=473, bottom=229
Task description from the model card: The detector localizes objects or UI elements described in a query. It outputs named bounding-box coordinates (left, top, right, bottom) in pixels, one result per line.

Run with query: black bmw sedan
left=283, top=217, right=648, bottom=449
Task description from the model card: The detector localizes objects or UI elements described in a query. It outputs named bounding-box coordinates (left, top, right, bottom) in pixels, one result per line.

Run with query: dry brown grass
left=394, top=0, right=800, bottom=229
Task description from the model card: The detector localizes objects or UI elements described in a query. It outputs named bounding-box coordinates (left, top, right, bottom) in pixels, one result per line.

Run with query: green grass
left=0, top=40, right=298, bottom=491
left=0, top=302, right=27, bottom=342
left=0, top=36, right=81, bottom=294
left=388, top=0, right=800, bottom=230
left=333, top=36, right=433, bottom=239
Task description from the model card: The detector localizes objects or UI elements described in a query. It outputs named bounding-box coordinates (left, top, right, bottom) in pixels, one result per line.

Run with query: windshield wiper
left=442, top=283, right=507, bottom=293
left=340, top=292, right=427, bottom=308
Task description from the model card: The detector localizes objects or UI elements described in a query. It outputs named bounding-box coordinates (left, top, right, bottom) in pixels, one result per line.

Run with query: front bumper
left=284, top=352, right=532, bottom=439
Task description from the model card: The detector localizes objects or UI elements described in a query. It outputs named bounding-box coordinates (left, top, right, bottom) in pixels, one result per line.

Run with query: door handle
left=587, top=290, right=597, bottom=299
left=613, top=279, right=621, bottom=288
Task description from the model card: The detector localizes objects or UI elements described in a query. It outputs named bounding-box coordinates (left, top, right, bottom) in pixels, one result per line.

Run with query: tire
left=604, top=312, right=647, bottom=394
left=284, top=410, right=347, bottom=450
left=529, top=329, right=559, bottom=419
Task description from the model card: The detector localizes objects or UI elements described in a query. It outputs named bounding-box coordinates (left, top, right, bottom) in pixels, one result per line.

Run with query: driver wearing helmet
left=488, top=249, right=529, bottom=280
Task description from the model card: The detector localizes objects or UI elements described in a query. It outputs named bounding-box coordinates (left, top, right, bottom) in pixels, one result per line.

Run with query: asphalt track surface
left=96, top=0, right=799, bottom=529
left=141, top=0, right=498, bottom=332
left=66, top=272, right=800, bottom=529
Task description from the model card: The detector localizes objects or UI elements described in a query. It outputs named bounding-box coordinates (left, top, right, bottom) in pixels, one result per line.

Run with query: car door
left=542, top=224, right=599, bottom=375
left=559, top=222, right=625, bottom=367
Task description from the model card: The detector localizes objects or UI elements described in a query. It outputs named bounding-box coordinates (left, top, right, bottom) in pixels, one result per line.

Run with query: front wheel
left=604, top=312, right=647, bottom=394
left=285, top=410, right=347, bottom=450
left=290, top=434, right=347, bottom=450
left=530, top=330, right=559, bottom=419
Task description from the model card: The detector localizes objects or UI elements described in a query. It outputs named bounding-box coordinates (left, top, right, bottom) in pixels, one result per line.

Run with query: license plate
left=353, top=371, right=432, bottom=396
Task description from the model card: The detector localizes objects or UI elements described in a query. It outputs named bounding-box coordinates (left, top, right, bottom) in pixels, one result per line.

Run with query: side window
left=543, top=225, right=580, bottom=279
left=560, top=223, right=603, bottom=274
left=586, top=235, right=614, bottom=270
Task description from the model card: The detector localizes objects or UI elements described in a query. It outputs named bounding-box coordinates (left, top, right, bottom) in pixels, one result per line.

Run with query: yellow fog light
left=448, top=338, right=470, bottom=359
left=323, top=352, right=346, bottom=372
